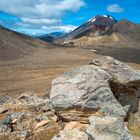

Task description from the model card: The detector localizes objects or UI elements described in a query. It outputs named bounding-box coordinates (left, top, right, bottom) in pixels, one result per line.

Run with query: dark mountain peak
left=87, top=15, right=118, bottom=27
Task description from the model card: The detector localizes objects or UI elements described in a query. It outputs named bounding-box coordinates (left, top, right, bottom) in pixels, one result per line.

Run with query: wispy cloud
left=12, top=25, right=77, bottom=35
left=21, top=18, right=61, bottom=25
left=107, top=4, right=125, bottom=13
left=43, top=25, right=77, bottom=33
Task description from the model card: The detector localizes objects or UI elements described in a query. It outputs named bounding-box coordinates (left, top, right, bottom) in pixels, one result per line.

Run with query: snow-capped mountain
left=59, top=15, right=118, bottom=41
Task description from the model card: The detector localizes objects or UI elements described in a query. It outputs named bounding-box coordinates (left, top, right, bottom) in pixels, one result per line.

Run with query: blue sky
left=0, top=0, right=140, bottom=35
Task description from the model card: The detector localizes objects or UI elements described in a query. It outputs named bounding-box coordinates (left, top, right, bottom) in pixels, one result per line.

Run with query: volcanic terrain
left=0, top=15, right=140, bottom=140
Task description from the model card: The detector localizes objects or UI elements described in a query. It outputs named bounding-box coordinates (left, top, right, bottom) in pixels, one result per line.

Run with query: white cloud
left=0, top=0, right=86, bottom=25
left=107, top=4, right=125, bottom=13
left=0, top=0, right=86, bottom=35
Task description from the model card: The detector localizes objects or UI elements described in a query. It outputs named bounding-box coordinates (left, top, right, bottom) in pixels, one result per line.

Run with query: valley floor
left=0, top=44, right=140, bottom=96
left=0, top=47, right=100, bottom=97
left=0, top=46, right=140, bottom=98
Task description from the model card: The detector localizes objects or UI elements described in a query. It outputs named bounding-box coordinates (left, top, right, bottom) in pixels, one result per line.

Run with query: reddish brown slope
left=108, top=19, right=140, bottom=42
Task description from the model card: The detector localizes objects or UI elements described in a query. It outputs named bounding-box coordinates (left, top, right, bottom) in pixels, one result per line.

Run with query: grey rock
left=50, top=56, right=140, bottom=123
left=41, top=99, right=54, bottom=112
left=86, top=116, right=133, bottom=140
left=49, top=56, right=140, bottom=139
left=0, top=116, right=12, bottom=125
left=52, top=128, right=89, bottom=140
left=0, top=125, right=12, bottom=133
left=0, top=117, right=12, bottom=134
left=16, top=92, right=57, bottom=117
left=9, top=112, right=27, bottom=120
left=17, top=92, right=46, bottom=107
left=50, top=65, right=126, bottom=122
left=90, top=56, right=140, bottom=114
left=90, top=56, right=140, bottom=85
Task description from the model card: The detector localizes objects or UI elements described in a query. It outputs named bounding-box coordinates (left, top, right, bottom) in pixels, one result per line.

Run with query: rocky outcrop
left=0, top=92, right=60, bottom=140
left=50, top=56, right=140, bottom=140
left=0, top=56, right=140, bottom=140
left=50, top=56, right=140, bottom=122
left=50, top=65, right=125, bottom=122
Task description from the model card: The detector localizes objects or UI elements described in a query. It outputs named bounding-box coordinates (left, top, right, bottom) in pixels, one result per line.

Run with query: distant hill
left=38, top=32, right=66, bottom=43
left=0, top=25, right=50, bottom=61
left=108, top=19, right=140, bottom=42
left=56, top=15, right=140, bottom=46
left=38, top=35, right=54, bottom=42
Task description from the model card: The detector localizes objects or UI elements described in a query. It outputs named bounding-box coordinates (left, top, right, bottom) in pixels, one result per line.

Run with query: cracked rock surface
left=50, top=56, right=140, bottom=140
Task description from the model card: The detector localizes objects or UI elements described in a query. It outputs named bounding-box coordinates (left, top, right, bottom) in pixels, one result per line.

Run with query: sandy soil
left=0, top=47, right=100, bottom=97
left=0, top=46, right=140, bottom=98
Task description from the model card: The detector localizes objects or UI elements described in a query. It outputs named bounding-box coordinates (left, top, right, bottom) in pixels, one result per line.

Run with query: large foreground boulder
left=50, top=56, right=140, bottom=140
left=50, top=56, right=140, bottom=123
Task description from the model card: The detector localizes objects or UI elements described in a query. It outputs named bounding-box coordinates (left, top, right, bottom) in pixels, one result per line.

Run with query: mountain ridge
left=54, top=15, right=140, bottom=46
